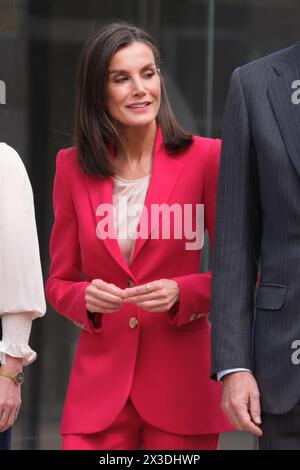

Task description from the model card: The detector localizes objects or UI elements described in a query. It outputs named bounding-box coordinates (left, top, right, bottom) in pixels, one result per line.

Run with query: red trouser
left=62, top=398, right=219, bottom=450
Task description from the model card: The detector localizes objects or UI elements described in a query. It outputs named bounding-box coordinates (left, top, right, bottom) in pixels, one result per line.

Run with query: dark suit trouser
left=0, top=322, right=12, bottom=450
left=259, top=400, right=300, bottom=449
left=0, top=429, right=12, bottom=450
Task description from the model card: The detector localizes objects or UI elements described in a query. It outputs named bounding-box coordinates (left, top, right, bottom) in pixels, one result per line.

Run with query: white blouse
left=112, top=173, right=151, bottom=265
left=0, top=143, right=46, bottom=365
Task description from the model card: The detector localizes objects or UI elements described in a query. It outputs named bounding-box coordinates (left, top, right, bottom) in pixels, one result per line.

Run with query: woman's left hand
left=122, top=279, right=179, bottom=312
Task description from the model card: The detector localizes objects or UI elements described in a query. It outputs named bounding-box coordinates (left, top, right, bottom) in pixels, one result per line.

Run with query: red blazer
left=46, top=128, right=232, bottom=436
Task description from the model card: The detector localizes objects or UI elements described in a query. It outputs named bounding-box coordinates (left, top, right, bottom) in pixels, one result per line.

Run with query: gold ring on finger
left=145, top=283, right=152, bottom=294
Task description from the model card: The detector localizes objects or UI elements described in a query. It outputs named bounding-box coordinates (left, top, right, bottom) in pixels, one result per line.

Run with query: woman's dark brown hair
left=74, top=21, right=193, bottom=177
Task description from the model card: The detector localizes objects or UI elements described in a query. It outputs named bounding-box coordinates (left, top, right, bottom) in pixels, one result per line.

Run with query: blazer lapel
left=84, top=127, right=183, bottom=275
left=84, top=171, right=133, bottom=277
left=267, top=47, right=300, bottom=179
left=129, top=129, right=183, bottom=266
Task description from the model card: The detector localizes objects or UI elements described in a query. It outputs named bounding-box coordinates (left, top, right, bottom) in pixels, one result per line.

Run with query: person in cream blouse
left=0, top=143, right=46, bottom=449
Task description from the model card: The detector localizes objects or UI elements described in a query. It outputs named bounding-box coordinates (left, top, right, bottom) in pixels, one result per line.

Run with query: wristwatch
left=0, top=369, right=25, bottom=385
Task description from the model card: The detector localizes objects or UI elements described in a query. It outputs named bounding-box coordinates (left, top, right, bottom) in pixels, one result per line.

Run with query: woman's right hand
left=85, top=279, right=124, bottom=314
left=0, top=376, right=21, bottom=432
left=0, top=355, right=23, bottom=432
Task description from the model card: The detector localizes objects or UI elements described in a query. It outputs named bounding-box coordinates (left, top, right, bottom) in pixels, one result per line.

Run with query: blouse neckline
left=114, top=173, right=151, bottom=184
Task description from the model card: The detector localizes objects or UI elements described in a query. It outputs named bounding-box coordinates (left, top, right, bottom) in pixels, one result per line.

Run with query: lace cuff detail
left=0, top=341, right=37, bottom=366
left=0, top=312, right=36, bottom=366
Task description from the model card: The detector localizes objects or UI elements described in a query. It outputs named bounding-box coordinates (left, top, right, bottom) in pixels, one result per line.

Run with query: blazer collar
left=272, top=41, right=300, bottom=76
left=268, top=43, right=300, bottom=180
left=84, top=127, right=184, bottom=277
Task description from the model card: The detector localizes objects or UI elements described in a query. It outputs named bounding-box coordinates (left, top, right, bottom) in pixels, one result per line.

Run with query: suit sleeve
left=45, top=150, right=103, bottom=334
left=167, top=139, right=220, bottom=327
left=0, top=144, right=46, bottom=319
left=210, top=67, right=262, bottom=379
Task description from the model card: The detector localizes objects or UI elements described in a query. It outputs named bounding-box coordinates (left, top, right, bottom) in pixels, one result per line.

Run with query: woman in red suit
left=46, top=21, right=232, bottom=450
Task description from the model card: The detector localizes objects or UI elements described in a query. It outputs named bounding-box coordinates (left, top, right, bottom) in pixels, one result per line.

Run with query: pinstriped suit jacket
left=211, top=42, right=300, bottom=414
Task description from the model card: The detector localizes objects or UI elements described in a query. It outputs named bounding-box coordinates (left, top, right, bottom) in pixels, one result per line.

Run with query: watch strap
left=0, top=369, right=23, bottom=384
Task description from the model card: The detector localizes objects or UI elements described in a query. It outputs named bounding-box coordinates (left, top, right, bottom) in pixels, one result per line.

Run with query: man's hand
left=221, top=371, right=263, bottom=436
left=0, top=355, right=23, bottom=432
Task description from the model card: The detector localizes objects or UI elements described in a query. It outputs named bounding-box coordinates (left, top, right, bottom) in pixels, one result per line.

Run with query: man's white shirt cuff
left=217, top=368, right=252, bottom=382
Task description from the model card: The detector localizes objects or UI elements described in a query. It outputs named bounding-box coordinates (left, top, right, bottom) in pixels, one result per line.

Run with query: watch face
left=15, top=371, right=25, bottom=385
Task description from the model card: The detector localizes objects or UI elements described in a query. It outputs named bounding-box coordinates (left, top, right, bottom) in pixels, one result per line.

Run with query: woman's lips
left=126, top=102, right=152, bottom=110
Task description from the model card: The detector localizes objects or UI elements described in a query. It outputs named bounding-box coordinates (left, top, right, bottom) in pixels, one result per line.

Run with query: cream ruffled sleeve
left=0, top=313, right=37, bottom=366
left=0, top=143, right=46, bottom=365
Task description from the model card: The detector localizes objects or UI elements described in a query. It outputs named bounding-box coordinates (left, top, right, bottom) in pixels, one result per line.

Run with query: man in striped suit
left=211, top=42, right=300, bottom=449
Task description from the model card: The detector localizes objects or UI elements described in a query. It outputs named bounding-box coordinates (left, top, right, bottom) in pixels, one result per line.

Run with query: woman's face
left=106, top=41, right=161, bottom=129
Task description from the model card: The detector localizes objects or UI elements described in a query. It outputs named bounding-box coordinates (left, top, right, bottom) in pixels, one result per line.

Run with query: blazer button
left=129, top=317, right=138, bottom=329
left=190, top=313, right=196, bottom=322
left=127, top=279, right=135, bottom=287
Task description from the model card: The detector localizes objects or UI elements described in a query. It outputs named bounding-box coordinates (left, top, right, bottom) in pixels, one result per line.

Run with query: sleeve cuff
left=0, top=342, right=37, bottom=366
left=167, top=301, right=180, bottom=324
left=87, top=312, right=104, bottom=332
left=217, top=368, right=252, bottom=382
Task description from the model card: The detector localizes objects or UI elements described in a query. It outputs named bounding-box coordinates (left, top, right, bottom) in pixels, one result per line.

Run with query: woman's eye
left=114, top=77, right=127, bottom=83
left=144, top=72, right=155, bottom=79
left=113, top=72, right=155, bottom=83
